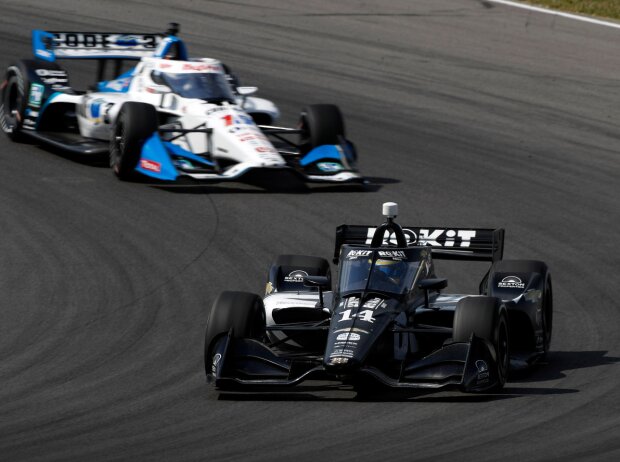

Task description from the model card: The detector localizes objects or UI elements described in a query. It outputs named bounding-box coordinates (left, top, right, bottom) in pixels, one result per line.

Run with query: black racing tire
left=490, top=259, right=552, bottom=354
left=453, top=296, right=510, bottom=391
left=203, top=291, right=266, bottom=378
left=1, top=62, right=30, bottom=142
left=110, top=102, right=158, bottom=180
left=298, top=104, right=344, bottom=152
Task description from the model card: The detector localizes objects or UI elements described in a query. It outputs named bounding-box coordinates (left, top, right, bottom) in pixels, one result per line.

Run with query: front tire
left=203, top=291, right=266, bottom=379
left=110, top=102, right=158, bottom=180
left=298, top=104, right=344, bottom=153
left=453, top=296, right=510, bottom=391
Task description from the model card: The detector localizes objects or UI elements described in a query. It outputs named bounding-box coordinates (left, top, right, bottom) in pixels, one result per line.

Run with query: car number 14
left=338, top=309, right=375, bottom=323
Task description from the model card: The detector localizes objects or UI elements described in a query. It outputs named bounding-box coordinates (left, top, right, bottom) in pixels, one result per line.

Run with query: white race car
left=1, top=24, right=362, bottom=184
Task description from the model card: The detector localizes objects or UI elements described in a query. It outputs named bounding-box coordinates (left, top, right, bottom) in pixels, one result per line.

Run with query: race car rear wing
left=333, top=225, right=505, bottom=263
left=32, top=30, right=164, bottom=62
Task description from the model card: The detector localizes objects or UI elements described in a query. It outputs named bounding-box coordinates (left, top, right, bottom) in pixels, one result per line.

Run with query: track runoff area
left=487, top=0, right=620, bottom=29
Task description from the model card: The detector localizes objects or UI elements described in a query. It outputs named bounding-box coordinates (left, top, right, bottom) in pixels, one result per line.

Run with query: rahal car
left=0, top=24, right=361, bottom=184
left=204, top=202, right=553, bottom=395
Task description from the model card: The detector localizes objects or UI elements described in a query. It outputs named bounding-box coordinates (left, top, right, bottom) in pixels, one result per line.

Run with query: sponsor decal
left=36, top=49, right=53, bottom=59
left=329, top=357, right=349, bottom=365
left=206, top=106, right=227, bottom=115
left=329, top=348, right=355, bottom=359
left=28, top=83, right=44, bottom=107
left=364, top=298, right=383, bottom=309
left=35, top=68, right=68, bottom=86
left=140, top=159, right=162, bottom=173
left=378, top=250, right=406, bottom=259
left=52, top=33, right=159, bottom=50
left=336, top=332, right=361, bottom=342
left=317, top=162, right=344, bottom=172
left=182, top=62, right=222, bottom=72
left=346, top=249, right=372, bottom=260
left=104, top=77, right=131, bottom=92
left=255, top=146, right=275, bottom=153
left=211, top=353, right=222, bottom=374
left=89, top=98, right=107, bottom=120
left=334, top=327, right=369, bottom=335
left=524, top=289, right=542, bottom=303
left=222, top=113, right=254, bottom=127
left=498, top=276, right=525, bottom=289
left=475, top=360, right=489, bottom=383
left=365, top=227, right=477, bottom=247
left=115, top=35, right=140, bottom=46
left=25, top=109, right=39, bottom=118
left=346, top=298, right=359, bottom=308
left=284, top=270, right=308, bottom=283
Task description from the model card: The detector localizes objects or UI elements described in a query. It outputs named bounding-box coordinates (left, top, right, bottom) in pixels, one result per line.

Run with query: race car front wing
left=208, top=330, right=502, bottom=392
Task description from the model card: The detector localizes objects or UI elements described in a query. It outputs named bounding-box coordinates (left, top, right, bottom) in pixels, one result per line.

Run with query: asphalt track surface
left=0, top=1, right=619, bottom=461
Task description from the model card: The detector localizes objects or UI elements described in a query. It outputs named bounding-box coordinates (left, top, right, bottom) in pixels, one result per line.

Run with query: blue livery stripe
left=300, top=144, right=342, bottom=167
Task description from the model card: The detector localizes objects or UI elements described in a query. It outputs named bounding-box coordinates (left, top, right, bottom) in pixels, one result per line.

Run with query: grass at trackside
left=524, top=1, right=620, bottom=20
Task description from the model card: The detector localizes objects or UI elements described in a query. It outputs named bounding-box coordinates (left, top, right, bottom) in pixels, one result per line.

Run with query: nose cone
left=323, top=355, right=361, bottom=374
left=323, top=326, right=370, bottom=374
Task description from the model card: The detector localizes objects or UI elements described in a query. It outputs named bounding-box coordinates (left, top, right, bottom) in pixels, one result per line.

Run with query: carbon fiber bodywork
left=205, top=209, right=552, bottom=394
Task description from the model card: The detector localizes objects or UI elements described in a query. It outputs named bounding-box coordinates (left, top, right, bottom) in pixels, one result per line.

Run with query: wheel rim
left=2, top=79, right=21, bottom=128
left=111, top=122, right=125, bottom=171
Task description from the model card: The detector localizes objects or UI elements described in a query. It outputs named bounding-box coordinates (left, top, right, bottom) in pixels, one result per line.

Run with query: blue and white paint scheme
left=6, top=25, right=363, bottom=184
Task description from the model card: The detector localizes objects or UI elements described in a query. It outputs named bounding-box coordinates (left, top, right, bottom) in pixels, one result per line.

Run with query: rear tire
left=110, top=102, right=158, bottom=180
left=489, top=260, right=552, bottom=354
left=203, top=291, right=266, bottom=378
left=453, top=296, right=509, bottom=391
left=298, top=104, right=344, bottom=152
left=1, top=64, right=29, bottom=141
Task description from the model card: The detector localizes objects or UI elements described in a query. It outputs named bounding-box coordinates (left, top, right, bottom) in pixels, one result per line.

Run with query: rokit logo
left=365, top=227, right=477, bottom=247
left=346, top=249, right=372, bottom=260
left=284, top=270, right=308, bottom=283
left=378, top=250, right=406, bottom=259
left=498, top=276, right=525, bottom=289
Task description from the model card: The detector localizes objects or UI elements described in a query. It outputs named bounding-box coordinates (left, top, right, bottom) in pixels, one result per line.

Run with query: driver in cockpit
left=372, top=258, right=406, bottom=292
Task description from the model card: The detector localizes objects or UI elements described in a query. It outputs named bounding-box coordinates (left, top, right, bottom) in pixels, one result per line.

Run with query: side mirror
left=303, top=275, right=331, bottom=307
left=236, top=86, right=258, bottom=96
left=418, top=278, right=447, bottom=308
left=303, top=275, right=331, bottom=289
left=418, top=278, right=448, bottom=291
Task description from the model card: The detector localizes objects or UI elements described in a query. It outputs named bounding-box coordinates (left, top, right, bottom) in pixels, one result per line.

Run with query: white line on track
left=486, top=0, right=620, bottom=30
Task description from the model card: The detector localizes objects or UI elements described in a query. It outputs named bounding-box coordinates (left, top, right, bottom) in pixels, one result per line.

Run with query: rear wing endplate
left=333, top=225, right=504, bottom=263
left=32, top=30, right=164, bottom=62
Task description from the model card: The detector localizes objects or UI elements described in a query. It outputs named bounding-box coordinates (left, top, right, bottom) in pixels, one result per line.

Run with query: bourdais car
left=204, top=202, right=553, bottom=396
left=1, top=24, right=361, bottom=185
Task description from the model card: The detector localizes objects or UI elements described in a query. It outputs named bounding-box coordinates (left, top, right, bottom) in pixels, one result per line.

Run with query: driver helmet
left=374, top=258, right=406, bottom=282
